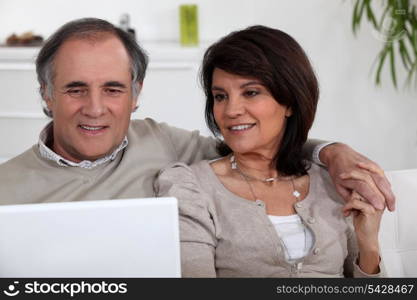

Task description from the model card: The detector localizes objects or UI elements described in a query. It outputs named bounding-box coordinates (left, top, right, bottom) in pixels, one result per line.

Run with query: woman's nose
left=224, top=96, right=245, bottom=118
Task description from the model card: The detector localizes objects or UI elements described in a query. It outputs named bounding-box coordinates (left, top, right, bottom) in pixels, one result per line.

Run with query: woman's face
left=212, top=68, right=292, bottom=158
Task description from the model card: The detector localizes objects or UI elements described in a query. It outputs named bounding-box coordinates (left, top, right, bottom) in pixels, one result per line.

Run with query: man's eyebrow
left=102, top=81, right=127, bottom=88
left=64, top=81, right=88, bottom=88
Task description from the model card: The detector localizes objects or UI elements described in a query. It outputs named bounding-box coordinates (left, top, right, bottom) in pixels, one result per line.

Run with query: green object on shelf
left=180, top=4, right=199, bottom=46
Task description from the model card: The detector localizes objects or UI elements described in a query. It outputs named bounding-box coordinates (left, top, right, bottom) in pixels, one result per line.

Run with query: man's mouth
left=78, top=125, right=108, bottom=133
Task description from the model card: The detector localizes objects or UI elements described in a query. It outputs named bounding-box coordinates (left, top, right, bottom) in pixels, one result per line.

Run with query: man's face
left=45, top=35, right=139, bottom=162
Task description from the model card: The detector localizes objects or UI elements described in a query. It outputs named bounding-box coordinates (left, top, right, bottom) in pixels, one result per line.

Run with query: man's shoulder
left=127, top=118, right=175, bottom=150
left=0, top=146, right=40, bottom=171
left=129, top=118, right=193, bottom=136
left=0, top=146, right=47, bottom=201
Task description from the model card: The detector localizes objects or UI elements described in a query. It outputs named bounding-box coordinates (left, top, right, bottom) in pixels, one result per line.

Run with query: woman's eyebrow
left=211, top=86, right=225, bottom=92
left=240, top=81, right=262, bottom=88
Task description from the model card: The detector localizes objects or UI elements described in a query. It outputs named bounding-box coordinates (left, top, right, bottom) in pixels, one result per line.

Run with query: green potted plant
left=352, top=0, right=417, bottom=88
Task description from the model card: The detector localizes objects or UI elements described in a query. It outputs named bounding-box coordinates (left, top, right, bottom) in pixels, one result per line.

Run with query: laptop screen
left=0, top=197, right=180, bottom=277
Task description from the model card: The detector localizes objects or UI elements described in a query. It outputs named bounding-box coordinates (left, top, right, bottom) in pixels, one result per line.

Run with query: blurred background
left=0, top=0, right=416, bottom=170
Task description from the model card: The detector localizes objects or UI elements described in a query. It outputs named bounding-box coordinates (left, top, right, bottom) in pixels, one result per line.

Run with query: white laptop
left=0, top=197, right=181, bottom=277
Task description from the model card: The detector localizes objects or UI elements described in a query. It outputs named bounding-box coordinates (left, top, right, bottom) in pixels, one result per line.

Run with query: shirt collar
left=38, top=122, right=128, bottom=169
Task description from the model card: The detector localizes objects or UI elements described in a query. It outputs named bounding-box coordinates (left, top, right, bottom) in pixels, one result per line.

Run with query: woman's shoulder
left=307, top=163, right=345, bottom=205
left=158, top=160, right=213, bottom=180
left=155, top=160, right=218, bottom=194
left=307, top=162, right=331, bottom=183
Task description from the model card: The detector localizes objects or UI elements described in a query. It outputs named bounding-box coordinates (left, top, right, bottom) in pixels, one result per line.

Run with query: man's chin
left=70, top=147, right=115, bottom=162
left=56, top=141, right=122, bottom=163
left=75, top=151, right=112, bottom=162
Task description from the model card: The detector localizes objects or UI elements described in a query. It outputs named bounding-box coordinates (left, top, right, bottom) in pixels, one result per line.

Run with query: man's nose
left=224, top=96, right=245, bottom=118
left=81, top=90, right=106, bottom=117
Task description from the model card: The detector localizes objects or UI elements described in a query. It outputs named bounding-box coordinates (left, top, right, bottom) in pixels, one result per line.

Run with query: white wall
left=0, top=0, right=416, bottom=170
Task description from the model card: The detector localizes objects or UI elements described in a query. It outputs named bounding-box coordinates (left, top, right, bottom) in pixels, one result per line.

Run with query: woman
left=156, top=25, right=384, bottom=277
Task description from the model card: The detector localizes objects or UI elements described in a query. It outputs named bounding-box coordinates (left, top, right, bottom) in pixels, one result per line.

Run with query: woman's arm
left=343, top=191, right=384, bottom=276
left=155, top=163, right=217, bottom=277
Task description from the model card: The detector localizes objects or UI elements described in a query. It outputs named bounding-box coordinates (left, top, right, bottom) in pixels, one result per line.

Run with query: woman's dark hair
left=201, top=25, right=319, bottom=176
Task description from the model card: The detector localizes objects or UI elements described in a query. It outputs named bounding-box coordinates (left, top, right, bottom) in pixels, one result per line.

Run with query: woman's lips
left=228, top=123, right=256, bottom=133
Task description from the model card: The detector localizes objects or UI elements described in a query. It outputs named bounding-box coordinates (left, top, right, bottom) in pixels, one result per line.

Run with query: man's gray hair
left=36, top=18, right=148, bottom=117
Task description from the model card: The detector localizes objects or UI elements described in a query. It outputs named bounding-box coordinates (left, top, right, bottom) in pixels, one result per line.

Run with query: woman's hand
left=320, top=143, right=395, bottom=211
left=343, top=191, right=383, bottom=274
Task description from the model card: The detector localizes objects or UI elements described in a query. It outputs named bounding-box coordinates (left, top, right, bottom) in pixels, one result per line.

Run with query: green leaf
left=365, top=0, right=378, bottom=29
left=405, top=26, right=417, bottom=62
left=353, top=0, right=417, bottom=88
left=399, top=39, right=412, bottom=69
left=389, top=46, right=398, bottom=88
left=376, top=48, right=389, bottom=86
left=353, top=0, right=367, bottom=34
left=406, top=60, right=417, bottom=85
left=352, top=0, right=361, bottom=33
left=379, top=4, right=391, bottom=30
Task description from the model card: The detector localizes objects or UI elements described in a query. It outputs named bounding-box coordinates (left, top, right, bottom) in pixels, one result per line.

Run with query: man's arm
left=163, top=125, right=395, bottom=211
left=159, top=122, right=218, bottom=164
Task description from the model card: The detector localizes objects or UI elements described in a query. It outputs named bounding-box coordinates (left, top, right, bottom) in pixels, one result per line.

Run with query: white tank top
left=268, top=214, right=314, bottom=262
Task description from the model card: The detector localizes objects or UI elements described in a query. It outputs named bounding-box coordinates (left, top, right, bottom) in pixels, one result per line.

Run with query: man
left=0, top=18, right=394, bottom=210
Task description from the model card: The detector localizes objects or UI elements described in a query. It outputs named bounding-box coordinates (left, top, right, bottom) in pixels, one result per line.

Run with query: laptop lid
left=0, top=197, right=180, bottom=277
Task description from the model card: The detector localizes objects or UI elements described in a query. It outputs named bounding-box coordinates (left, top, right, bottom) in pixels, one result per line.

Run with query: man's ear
left=42, top=85, right=53, bottom=110
left=285, top=106, right=293, bottom=117
left=131, top=82, right=143, bottom=112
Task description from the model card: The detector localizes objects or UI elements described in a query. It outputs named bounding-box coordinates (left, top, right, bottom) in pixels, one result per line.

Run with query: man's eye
left=213, top=94, right=227, bottom=101
left=67, top=89, right=86, bottom=97
left=105, top=88, right=123, bottom=96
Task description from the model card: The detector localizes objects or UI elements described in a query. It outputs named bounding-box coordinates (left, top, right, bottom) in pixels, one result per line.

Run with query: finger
left=335, top=184, right=351, bottom=203
left=343, top=191, right=361, bottom=217
left=350, top=190, right=362, bottom=201
left=340, top=170, right=383, bottom=207
left=343, top=192, right=361, bottom=216
left=357, top=161, right=385, bottom=177
left=343, top=198, right=376, bottom=215
left=338, top=179, right=385, bottom=210
left=339, top=169, right=376, bottom=185
left=369, top=172, right=396, bottom=212
left=350, top=191, right=381, bottom=214
left=339, top=170, right=382, bottom=201
left=357, top=162, right=396, bottom=211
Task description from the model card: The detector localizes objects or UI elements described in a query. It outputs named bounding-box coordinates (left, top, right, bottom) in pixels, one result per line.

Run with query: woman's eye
left=213, top=94, right=227, bottom=101
left=244, top=90, right=259, bottom=97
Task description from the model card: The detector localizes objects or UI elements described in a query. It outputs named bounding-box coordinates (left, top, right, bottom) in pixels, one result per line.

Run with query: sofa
left=380, top=169, right=417, bottom=277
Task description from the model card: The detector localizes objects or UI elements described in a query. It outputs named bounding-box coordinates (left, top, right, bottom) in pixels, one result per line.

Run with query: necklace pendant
left=293, top=190, right=301, bottom=198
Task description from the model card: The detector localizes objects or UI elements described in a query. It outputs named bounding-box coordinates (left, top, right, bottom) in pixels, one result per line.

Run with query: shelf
left=0, top=41, right=209, bottom=64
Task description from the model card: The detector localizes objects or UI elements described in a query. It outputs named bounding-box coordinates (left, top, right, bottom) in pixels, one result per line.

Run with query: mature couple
left=0, top=18, right=394, bottom=277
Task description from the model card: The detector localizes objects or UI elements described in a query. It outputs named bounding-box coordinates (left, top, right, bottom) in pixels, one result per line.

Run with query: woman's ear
left=285, top=106, right=293, bottom=117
